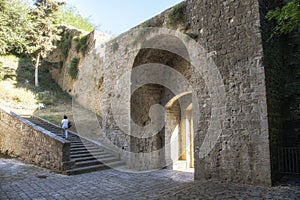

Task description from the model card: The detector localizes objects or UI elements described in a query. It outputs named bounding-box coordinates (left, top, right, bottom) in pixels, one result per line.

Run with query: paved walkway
left=0, top=158, right=299, bottom=200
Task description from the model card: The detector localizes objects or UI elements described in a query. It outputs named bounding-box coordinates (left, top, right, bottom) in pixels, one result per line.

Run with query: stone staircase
left=26, top=117, right=126, bottom=175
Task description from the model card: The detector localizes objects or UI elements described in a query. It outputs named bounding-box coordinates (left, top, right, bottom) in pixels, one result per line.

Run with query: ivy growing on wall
left=57, top=29, right=73, bottom=59
left=75, top=34, right=89, bottom=56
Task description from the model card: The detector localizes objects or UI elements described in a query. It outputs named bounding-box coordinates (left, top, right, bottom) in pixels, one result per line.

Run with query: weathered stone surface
left=0, top=159, right=299, bottom=200
left=0, top=109, right=70, bottom=172
left=45, top=0, right=299, bottom=186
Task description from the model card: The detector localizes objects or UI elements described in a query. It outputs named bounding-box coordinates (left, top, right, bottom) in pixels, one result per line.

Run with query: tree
left=26, top=0, right=64, bottom=87
left=0, top=0, right=32, bottom=55
left=267, top=0, right=300, bottom=34
left=57, top=5, right=95, bottom=32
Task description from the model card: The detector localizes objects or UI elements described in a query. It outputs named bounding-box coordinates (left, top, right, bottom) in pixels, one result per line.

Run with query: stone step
left=70, top=144, right=96, bottom=149
left=70, top=146, right=102, bottom=152
left=70, top=148, right=103, bottom=154
left=66, top=164, right=109, bottom=175
left=75, top=160, right=102, bottom=168
left=71, top=155, right=97, bottom=162
left=70, top=151, right=107, bottom=158
left=104, top=160, right=126, bottom=168
left=95, top=157, right=120, bottom=164
left=70, top=139, right=85, bottom=143
left=72, top=153, right=112, bottom=162
left=25, top=116, right=126, bottom=175
left=71, top=141, right=86, bottom=144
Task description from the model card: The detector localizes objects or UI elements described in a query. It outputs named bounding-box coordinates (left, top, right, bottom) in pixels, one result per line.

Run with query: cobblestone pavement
left=1, top=158, right=299, bottom=200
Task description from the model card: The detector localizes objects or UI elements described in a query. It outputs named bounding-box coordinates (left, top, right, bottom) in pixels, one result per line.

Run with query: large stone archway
left=57, top=0, right=281, bottom=186
left=129, top=34, right=197, bottom=170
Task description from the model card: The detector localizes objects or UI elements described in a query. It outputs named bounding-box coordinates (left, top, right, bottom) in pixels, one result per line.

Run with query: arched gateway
left=58, top=0, right=280, bottom=187
left=130, top=35, right=195, bottom=171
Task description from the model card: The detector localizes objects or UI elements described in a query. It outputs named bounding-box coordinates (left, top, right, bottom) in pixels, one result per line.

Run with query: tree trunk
left=34, top=53, right=40, bottom=87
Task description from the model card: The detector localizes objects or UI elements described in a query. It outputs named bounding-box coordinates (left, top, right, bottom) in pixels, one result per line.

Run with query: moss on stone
left=69, top=57, right=80, bottom=80
left=168, top=2, right=187, bottom=28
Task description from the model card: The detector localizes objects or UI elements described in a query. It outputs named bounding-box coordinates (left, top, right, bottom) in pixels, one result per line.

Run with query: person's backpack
left=68, top=121, right=72, bottom=128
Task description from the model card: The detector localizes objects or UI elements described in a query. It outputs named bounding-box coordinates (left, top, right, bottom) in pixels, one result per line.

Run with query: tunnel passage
left=130, top=35, right=197, bottom=170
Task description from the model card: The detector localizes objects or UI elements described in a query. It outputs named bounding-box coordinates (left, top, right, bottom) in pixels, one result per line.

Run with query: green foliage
left=0, top=55, right=19, bottom=81
left=62, top=39, right=72, bottom=58
left=59, top=61, right=64, bottom=69
left=0, top=0, right=32, bottom=55
left=266, top=0, right=300, bottom=34
left=57, top=5, right=94, bottom=32
left=168, top=2, right=187, bottom=28
left=25, top=0, right=65, bottom=86
left=185, top=33, right=198, bottom=40
left=26, top=0, right=64, bottom=58
left=69, top=57, right=80, bottom=79
left=0, top=67, right=16, bottom=81
left=57, top=29, right=73, bottom=58
left=0, top=62, right=4, bottom=80
left=37, top=92, right=56, bottom=105
left=75, top=34, right=89, bottom=56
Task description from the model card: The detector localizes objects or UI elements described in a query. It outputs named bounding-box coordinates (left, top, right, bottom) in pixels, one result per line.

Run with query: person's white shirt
left=61, top=118, right=69, bottom=129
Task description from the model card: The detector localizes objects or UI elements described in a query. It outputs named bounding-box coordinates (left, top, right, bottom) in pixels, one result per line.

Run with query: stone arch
left=130, top=34, right=196, bottom=170
left=165, top=92, right=194, bottom=170
left=110, top=27, right=226, bottom=172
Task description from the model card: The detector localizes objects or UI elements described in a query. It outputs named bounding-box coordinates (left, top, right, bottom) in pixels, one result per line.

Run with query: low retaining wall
left=0, top=109, right=71, bottom=172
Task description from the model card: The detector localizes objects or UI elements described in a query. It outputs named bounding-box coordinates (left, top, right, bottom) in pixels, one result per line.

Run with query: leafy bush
left=0, top=0, right=31, bottom=55
left=0, top=62, right=4, bottom=80
left=69, top=57, right=80, bottom=79
left=57, top=29, right=73, bottom=58
left=266, top=0, right=300, bottom=34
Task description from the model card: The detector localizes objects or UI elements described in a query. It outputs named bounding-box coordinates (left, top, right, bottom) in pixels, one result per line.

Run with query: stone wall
left=187, top=0, right=270, bottom=186
left=0, top=109, right=71, bottom=172
left=99, top=0, right=271, bottom=185
left=45, top=0, right=294, bottom=186
left=48, top=26, right=110, bottom=116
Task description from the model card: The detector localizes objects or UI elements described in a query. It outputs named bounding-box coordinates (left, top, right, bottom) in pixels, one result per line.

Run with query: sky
left=63, top=0, right=183, bottom=35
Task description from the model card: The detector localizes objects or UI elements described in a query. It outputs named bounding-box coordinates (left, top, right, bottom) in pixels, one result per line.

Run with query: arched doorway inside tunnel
left=165, top=93, right=194, bottom=171
left=130, top=34, right=195, bottom=171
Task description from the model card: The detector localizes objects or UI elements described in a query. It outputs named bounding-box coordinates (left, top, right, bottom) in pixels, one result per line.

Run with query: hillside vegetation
left=0, top=55, right=75, bottom=127
left=0, top=0, right=95, bottom=127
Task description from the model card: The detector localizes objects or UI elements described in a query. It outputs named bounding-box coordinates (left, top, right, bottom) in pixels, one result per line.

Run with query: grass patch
left=0, top=54, right=73, bottom=124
